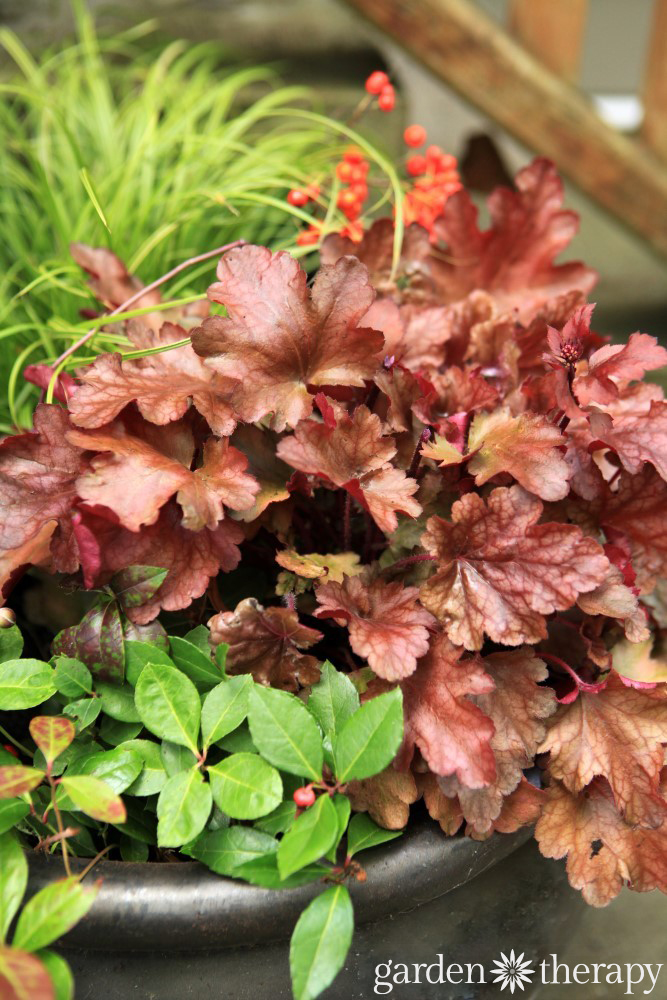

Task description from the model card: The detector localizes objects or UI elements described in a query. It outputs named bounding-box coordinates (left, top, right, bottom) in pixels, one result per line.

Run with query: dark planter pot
left=27, top=821, right=585, bottom=999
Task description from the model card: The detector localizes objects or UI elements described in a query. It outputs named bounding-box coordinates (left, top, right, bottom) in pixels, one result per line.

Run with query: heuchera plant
left=1, top=85, right=667, bottom=996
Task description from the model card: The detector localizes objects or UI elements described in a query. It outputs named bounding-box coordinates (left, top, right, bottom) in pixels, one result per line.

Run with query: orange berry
left=337, top=189, right=358, bottom=209
left=403, top=124, right=427, bottom=148
left=365, top=71, right=389, bottom=95
left=349, top=163, right=369, bottom=181
left=377, top=85, right=395, bottom=112
left=349, top=181, right=368, bottom=201
left=296, top=227, right=320, bottom=247
left=343, top=147, right=365, bottom=165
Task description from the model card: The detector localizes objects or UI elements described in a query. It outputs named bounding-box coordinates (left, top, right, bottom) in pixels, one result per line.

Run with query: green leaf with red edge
left=12, top=876, right=99, bottom=952
left=58, top=775, right=126, bottom=823
left=0, top=767, right=45, bottom=799
left=28, top=718, right=75, bottom=769
left=35, top=951, right=73, bottom=1000
left=0, top=946, right=55, bottom=1000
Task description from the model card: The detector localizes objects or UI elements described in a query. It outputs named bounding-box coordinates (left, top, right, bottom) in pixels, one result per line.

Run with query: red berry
left=349, top=181, right=368, bottom=201
left=336, top=161, right=354, bottom=183
left=2, top=744, right=19, bottom=758
left=403, top=124, right=427, bottom=148
left=287, top=189, right=308, bottom=207
left=293, top=786, right=316, bottom=808
left=406, top=154, right=427, bottom=176
left=365, top=71, right=390, bottom=95
left=349, top=163, right=369, bottom=181
left=377, top=85, right=395, bottom=112
left=296, top=227, right=320, bottom=247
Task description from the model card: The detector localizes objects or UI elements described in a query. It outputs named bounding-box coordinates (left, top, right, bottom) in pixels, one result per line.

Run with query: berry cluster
left=287, top=71, right=461, bottom=246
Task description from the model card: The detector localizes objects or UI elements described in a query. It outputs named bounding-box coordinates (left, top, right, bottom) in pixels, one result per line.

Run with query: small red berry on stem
left=287, top=189, right=309, bottom=207
left=293, top=786, right=316, bottom=808
left=406, top=154, right=427, bottom=177
left=403, top=124, right=427, bottom=148
left=377, top=85, right=395, bottom=112
left=365, top=70, right=389, bottom=95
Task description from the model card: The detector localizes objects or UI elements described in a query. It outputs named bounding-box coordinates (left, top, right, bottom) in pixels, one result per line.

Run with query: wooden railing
left=344, top=0, right=667, bottom=259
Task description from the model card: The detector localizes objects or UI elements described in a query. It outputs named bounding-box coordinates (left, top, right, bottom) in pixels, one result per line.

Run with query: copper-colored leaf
left=432, top=158, right=597, bottom=321
left=540, top=673, right=667, bottom=827
left=423, top=407, right=571, bottom=501
left=535, top=778, right=667, bottom=906
left=577, top=565, right=650, bottom=642
left=208, top=597, right=322, bottom=691
left=71, top=242, right=161, bottom=314
left=0, top=946, right=55, bottom=1000
left=314, top=575, right=434, bottom=681
left=600, top=468, right=667, bottom=593
left=346, top=765, right=419, bottom=829
left=590, top=400, right=667, bottom=483
left=415, top=770, right=463, bottom=835
left=439, top=648, right=556, bottom=834
left=191, top=245, right=383, bottom=430
left=98, top=502, right=243, bottom=624
left=396, top=634, right=496, bottom=787
left=277, top=403, right=421, bottom=532
left=69, top=418, right=258, bottom=532
left=573, top=333, right=667, bottom=407
left=420, top=485, right=609, bottom=650
left=0, top=405, right=85, bottom=589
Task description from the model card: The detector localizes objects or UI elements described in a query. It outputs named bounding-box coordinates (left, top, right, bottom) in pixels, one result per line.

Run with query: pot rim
left=26, top=821, right=531, bottom=952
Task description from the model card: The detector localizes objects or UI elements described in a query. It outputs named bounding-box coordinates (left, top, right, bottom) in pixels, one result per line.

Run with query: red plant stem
left=343, top=492, right=352, bottom=551
left=52, top=239, right=247, bottom=369
left=407, top=428, right=431, bottom=480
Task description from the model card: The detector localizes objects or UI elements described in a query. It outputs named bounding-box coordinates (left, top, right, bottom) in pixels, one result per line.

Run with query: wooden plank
left=509, top=0, right=588, bottom=83
left=642, top=0, right=667, bottom=161
left=343, top=0, right=667, bottom=259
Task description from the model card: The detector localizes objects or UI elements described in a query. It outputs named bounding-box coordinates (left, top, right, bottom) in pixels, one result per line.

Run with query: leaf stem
left=49, top=777, right=72, bottom=877
left=0, top=723, right=32, bottom=758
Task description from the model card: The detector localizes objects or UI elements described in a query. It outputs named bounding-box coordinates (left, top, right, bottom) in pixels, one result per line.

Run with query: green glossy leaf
left=0, top=832, right=27, bottom=941
left=66, top=747, right=143, bottom=794
left=0, top=626, right=23, bottom=664
left=346, top=813, right=401, bottom=858
left=201, top=677, right=251, bottom=749
left=208, top=753, right=282, bottom=820
left=233, top=856, right=328, bottom=889
left=123, top=740, right=167, bottom=796
left=308, top=661, right=359, bottom=738
left=62, top=697, right=101, bottom=732
left=13, top=876, right=99, bottom=951
left=0, top=766, right=44, bottom=798
left=187, top=826, right=278, bottom=876
left=277, top=794, right=339, bottom=879
left=134, top=663, right=200, bottom=755
left=96, top=681, right=141, bottom=723
left=214, top=643, right=228, bottom=674
left=290, top=886, right=353, bottom=1000
left=0, top=798, right=29, bottom=835
left=160, top=741, right=198, bottom=777
left=124, top=642, right=173, bottom=687
left=254, top=800, right=297, bottom=836
left=333, top=689, right=403, bottom=782
left=0, top=660, right=56, bottom=710
left=59, top=775, right=126, bottom=824
left=0, top=946, right=54, bottom=999
left=112, top=801, right=156, bottom=845
left=36, top=949, right=74, bottom=1000
left=119, top=835, right=149, bottom=862
left=169, top=636, right=221, bottom=691
left=217, top=721, right=256, bottom=754
left=29, top=718, right=75, bottom=768
left=325, top=794, right=351, bottom=862
left=0, top=748, right=17, bottom=767
left=183, top=625, right=211, bottom=654
left=157, top=769, right=212, bottom=848
left=98, top=717, right=142, bottom=745
left=52, top=657, right=92, bottom=698
left=248, top=687, right=323, bottom=780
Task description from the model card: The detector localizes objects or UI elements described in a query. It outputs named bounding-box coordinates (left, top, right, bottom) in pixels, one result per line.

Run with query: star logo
left=490, top=951, right=535, bottom=993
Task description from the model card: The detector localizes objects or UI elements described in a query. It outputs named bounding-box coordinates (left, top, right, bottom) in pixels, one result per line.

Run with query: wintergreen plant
left=0, top=603, right=404, bottom=999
